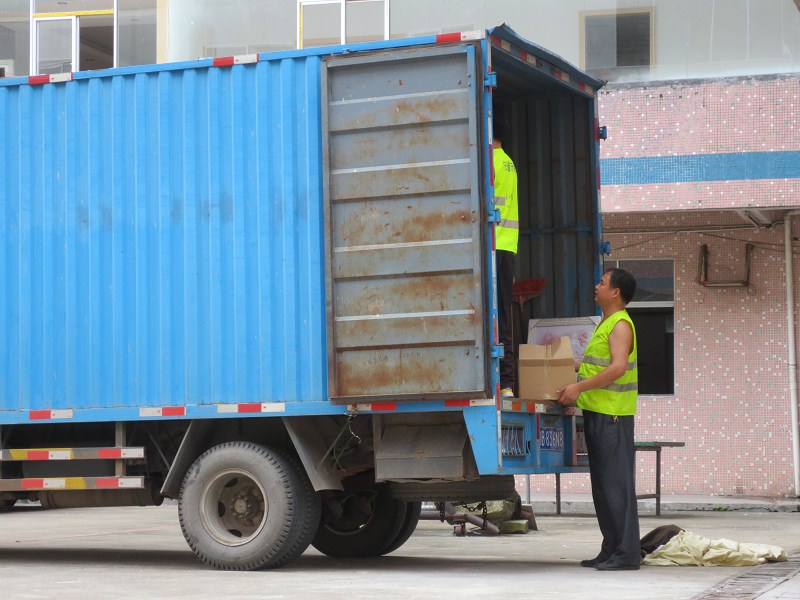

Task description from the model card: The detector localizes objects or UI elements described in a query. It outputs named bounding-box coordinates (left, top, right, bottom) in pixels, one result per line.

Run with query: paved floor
left=0, top=497, right=798, bottom=600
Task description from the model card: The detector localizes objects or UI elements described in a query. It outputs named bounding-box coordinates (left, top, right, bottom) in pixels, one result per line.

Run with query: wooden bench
left=553, top=441, right=685, bottom=516
left=633, top=441, right=685, bottom=516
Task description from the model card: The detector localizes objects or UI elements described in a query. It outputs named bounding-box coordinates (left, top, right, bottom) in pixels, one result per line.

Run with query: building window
left=582, top=9, right=653, bottom=82
left=298, top=0, right=387, bottom=49
left=0, top=1, right=31, bottom=77
left=604, top=258, right=674, bottom=395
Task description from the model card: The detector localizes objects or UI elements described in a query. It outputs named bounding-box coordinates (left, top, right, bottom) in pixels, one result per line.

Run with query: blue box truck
left=0, top=25, right=604, bottom=569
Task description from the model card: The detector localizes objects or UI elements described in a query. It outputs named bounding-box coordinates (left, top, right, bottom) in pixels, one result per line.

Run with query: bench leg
left=655, top=447, right=662, bottom=516
left=556, top=472, right=561, bottom=515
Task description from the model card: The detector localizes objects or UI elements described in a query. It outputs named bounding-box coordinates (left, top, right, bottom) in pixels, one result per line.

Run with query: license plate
left=540, top=427, right=565, bottom=451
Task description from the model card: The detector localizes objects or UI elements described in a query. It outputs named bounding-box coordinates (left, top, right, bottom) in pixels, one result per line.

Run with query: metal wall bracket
left=697, top=243, right=754, bottom=288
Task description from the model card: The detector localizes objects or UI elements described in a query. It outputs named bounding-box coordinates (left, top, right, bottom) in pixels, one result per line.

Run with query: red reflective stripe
left=96, top=478, right=119, bottom=488
left=370, top=402, right=396, bottom=411
left=162, top=406, right=185, bottom=417
left=27, top=451, right=50, bottom=460
left=597, top=166, right=601, bottom=191
left=28, top=75, right=50, bottom=85
left=98, top=449, right=121, bottom=459
left=526, top=403, right=536, bottom=412
left=22, top=479, right=43, bottom=489
left=29, top=410, right=51, bottom=420
left=238, top=403, right=262, bottom=413
left=213, top=56, right=235, bottom=67
left=445, top=399, right=471, bottom=407
left=435, top=32, right=462, bottom=43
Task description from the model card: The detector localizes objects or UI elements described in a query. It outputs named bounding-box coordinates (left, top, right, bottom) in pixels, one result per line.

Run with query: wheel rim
left=322, top=491, right=376, bottom=535
left=199, top=468, right=268, bottom=547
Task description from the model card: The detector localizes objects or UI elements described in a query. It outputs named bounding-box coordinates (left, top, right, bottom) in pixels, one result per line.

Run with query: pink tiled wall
left=599, top=75, right=800, bottom=213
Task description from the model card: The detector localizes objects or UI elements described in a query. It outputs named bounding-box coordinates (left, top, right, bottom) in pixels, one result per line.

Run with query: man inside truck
left=492, top=112, right=519, bottom=399
left=557, top=269, right=641, bottom=571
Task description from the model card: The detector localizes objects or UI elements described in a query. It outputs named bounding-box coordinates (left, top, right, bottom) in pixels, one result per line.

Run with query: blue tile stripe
left=601, top=151, right=800, bottom=185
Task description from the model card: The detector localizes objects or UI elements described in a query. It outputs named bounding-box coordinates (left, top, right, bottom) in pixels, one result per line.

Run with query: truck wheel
left=381, top=501, right=421, bottom=555
left=311, top=485, right=408, bottom=558
left=178, top=442, right=320, bottom=570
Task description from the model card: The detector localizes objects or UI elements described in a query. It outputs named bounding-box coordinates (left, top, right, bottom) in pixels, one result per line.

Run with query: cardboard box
left=518, top=336, right=576, bottom=400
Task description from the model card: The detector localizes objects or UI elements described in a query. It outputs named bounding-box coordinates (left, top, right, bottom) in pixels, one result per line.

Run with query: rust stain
left=337, top=347, right=460, bottom=397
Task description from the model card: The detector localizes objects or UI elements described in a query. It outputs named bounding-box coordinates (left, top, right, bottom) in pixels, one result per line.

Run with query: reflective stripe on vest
left=576, top=310, right=638, bottom=416
left=493, top=147, right=518, bottom=253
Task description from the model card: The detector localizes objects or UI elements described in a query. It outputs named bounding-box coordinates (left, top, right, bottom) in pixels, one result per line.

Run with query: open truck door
left=322, top=41, right=492, bottom=404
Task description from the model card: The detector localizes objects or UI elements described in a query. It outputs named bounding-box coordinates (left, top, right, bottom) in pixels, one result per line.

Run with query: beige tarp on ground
left=643, top=530, right=787, bottom=566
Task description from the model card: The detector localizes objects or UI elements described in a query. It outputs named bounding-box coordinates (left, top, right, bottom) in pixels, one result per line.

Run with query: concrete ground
left=0, top=496, right=798, bottom=600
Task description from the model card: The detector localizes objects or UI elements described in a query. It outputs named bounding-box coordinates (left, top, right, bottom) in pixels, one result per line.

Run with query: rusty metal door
left=322, top=43, right=489, bottom=403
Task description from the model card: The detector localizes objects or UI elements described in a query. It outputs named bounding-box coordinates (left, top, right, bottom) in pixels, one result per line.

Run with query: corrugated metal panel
left=322, top=45, right=489, bottom=402
left=0, top=55, right=328, bottom=413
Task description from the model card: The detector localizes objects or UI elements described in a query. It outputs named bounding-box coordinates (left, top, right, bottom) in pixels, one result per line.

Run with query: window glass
left=37, top=18, right=73, bottom=74
left=617, top=259, right=674, bottom=303
left=79, top=14, right=113, bottom=70
left=118, top=0, right=156, bottom=67
left=390, top=0, right=483, bottom=38
left=167, top=0, right=295, bottom=62
left=301, top=2, right=341, bottom=48
left=0, top=1, right=30, bottom=78
left=583, top=10, right=651, bottom=82
left=345, top=0, right=383, bottom=44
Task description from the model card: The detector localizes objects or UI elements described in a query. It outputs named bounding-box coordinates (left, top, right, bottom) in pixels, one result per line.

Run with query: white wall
left=161, top=0, right=800, bottom=79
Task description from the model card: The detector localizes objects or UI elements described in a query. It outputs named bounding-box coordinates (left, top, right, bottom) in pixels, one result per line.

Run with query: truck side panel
left=0, top=56, right=328, bottom=414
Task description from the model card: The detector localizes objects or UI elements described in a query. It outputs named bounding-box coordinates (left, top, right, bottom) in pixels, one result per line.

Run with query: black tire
left=312, top=485, right=408, bottom=558
left=178, top=442, right=321, bottom=570
left=381, top=501, right=421, bottom=555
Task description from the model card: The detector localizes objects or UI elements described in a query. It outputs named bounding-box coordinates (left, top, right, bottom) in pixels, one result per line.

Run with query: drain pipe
left=785, top=210, right=800, bottom=497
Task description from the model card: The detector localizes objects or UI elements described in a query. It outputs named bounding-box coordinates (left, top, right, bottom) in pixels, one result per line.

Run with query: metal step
left=0, top=476, right=144, bottom=492
left=0, top=447, right=145, bottom=461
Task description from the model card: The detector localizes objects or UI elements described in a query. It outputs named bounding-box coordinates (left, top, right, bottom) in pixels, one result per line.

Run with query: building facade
left=2, top=0, right=799, bottom=497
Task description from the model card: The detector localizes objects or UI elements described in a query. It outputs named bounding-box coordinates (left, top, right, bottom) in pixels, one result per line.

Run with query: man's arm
left=557, top=320, right=633, bottom=406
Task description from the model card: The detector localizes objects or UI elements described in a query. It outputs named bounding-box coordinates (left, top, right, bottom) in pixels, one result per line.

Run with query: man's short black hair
left=606, top=268, right=637, bottom=304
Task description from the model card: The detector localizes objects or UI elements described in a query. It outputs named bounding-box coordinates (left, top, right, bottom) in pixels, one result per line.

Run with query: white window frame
left=31, top=15, right=77, bottom=75
left=297, top=0, right=389, bottom=49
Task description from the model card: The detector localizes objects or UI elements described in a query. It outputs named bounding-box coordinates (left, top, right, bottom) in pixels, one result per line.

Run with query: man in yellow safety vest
left=493, top=117, right=519, bottom=398
left=557, top=268, right=641, bottom=571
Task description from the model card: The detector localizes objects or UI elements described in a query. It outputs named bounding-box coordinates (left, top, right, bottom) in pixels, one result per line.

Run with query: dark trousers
left=584, top=409, right=641, bottom=566
left=496, top=249, right=515, bottom=390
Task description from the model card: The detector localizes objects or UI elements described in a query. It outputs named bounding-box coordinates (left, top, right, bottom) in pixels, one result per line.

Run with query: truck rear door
left=321, top=42, right=490, bottom=403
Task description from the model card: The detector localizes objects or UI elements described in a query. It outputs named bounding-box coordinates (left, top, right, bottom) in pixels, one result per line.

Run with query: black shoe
left=593, top=560, right=640, bottom=571
left=580, top=556, right=608, bottom=567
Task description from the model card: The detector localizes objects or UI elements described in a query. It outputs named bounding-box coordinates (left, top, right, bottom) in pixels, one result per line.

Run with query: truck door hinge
left=484, top=72, right=497, bottom=88
left=601, top=240, right=612, bottom=255
left=492, top=344, right=505, bottom=359
left=489, top=208, right=501, bottom=223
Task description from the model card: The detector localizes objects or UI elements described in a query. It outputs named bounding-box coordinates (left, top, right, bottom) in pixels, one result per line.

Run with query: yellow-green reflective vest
left=576, top=310, right=638, bottom=416
left=493, top=146, right=518, bottom=254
